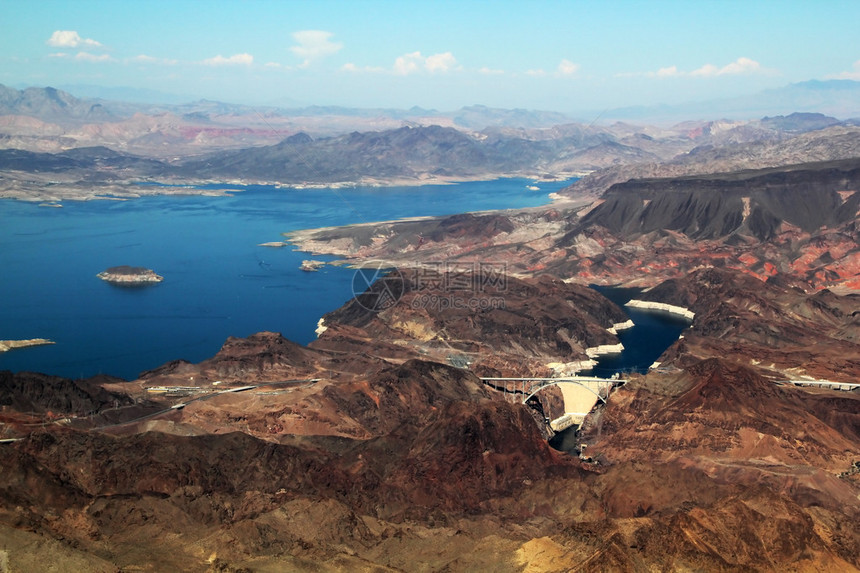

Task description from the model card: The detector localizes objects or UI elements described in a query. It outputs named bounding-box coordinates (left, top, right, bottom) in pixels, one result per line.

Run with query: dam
left=482, top=376, right=626, bottom=432
left=546, top=286, right=695, bottom=451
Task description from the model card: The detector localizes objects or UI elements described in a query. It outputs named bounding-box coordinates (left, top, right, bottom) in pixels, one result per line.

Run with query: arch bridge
left=481, top=376, right=627, bottom=432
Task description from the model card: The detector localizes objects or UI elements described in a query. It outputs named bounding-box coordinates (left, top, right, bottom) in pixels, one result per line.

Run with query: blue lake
left=0, top=179, right=572, bottom=380
left=587, top=286, right=692, bottom=376
left=549, top=286, right=692, bottom=452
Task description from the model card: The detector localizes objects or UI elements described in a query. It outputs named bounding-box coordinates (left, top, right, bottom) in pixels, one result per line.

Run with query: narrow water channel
left=586, top=285, right=692, bottom=376
left=549, top=285, right=693, bottom=453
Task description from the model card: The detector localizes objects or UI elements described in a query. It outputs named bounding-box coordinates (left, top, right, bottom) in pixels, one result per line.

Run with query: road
left=97, top=378, right=321, bottom=430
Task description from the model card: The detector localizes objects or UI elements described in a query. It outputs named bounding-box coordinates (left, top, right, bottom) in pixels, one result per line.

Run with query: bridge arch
left=523, top=380, right=608, bottom=405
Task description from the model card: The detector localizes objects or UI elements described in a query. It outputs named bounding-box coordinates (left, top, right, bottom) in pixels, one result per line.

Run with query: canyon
left=1, top=264, right=857, bottom=571
left=1, top=84, right=859, bottom=571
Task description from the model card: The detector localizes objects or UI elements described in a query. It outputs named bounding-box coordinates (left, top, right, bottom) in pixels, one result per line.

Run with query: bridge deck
left=481, top=376, right=627, bottom=404
left=482, top=376, right=627, bottom=431
left=777, top=380, right=860, bottom=391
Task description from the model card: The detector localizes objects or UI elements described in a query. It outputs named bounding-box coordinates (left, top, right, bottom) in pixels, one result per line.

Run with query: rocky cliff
left=573, top=158, right=860, bottom=241
left=563, top=124, right=860, bottom=198
left=2, top=84, right=860, bottom=570
left=1, top=277, right=857, bottom=570
left=315, top=271, right=627, bottom=378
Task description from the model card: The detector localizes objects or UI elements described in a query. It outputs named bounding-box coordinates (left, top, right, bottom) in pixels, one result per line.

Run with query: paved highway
left=102, top=379, right=321, bottom=429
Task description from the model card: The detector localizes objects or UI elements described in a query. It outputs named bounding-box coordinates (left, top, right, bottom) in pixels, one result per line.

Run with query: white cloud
left=690, top=63, right=719, bottom=77
left=75, top=52, right=112, bottom=62
left=47, top=30, right=102, bottom=49
left=425, top=52, right=458, bottom=73
left=129, top=54, right=177, bottom=65
left=341, top=62, right=385, bottom=73
left=48, top=52, right=70, bottom=59
left=557, top=59, right=579, bottom=76
left=478, top=66, right=504, bottom=75
left=619, top=58, right=766, bottom=79
left=392, top=51, right=459, bottom=74
left=203, top=53, right=254, bottom=66
left=290, top=30, right=342, bottom=67
left=525, top=69, right=546, bottom=77
left=691, top=57, right=761, bottom=77
left=345, top=51, right=460, bottom=75
left=720, top=56, right=762, bottom=75
left=828, top=59, right=860, bottom=80
left=393, top=51, right=424, bottom=75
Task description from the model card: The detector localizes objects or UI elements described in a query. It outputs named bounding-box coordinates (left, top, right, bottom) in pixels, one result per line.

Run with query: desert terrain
left=0, top=84, right=859, bottom=571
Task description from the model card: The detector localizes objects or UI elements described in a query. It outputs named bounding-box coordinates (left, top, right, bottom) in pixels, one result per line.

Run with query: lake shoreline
left=0, top=178, right=571, bottom=380
left=0, top=171, right=587, bottom=203
left=0, top=338, right=55, bottom=353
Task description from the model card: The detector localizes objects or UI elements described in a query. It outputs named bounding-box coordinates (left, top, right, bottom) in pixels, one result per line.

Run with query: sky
left=2, top=0, right=860, bottom=113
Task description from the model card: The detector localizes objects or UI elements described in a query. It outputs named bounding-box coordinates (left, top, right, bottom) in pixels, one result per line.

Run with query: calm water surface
left=549, top=285, right=692, bottom=453
left=0, top=179, right=571, bottom=379
left=587, top=285, right=692, bottom=376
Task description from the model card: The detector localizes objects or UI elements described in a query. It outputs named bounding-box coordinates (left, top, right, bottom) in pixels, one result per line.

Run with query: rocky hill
left=0, top=84, right=113, bottom=123
left=9, top=84, right=860, bottom=199
left=564, top=123, right=860, bottom=197
left=575, top=357, right=860, bottom=571
left=572, top=157, right=860, bottom=240
left=287, top=155, right=860, bottom=293
left=0, top=371, right=131, bottom=417
left=0, top=265, right=857, bottom=570
left=0, top=145, right=169, bottom=176
left=637, top=267, right=860, bottom=380
left=2, top=84, right=860, bottom=571
left=314, top=271, right=628, bottom=379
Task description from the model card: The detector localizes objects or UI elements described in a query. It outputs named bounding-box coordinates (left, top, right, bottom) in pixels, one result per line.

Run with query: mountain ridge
left=1, top=81, right=860, bottom=571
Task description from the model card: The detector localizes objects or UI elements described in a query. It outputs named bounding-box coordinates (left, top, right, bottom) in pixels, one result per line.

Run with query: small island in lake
left=300, top=260, right=326, bottom=272
left=97, top=266, right=164, bottom=285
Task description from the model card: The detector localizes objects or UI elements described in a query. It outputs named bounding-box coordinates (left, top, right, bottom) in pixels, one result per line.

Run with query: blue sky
left=2, top=0, right=860, bottom=112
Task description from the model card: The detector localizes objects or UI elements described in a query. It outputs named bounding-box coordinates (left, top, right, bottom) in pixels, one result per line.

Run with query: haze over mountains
left=23, top=78, right=860, bottom=123
left=607, top=79, right=860, bottom=121
left=3, top=82, right=860, bottom=202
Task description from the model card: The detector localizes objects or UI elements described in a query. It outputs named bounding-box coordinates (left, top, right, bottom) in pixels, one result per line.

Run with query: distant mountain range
left=3, top=82, right=860, bottom=200
left=564, top=122, right=860, bottom=197
left=1, top=83, right=573, bottom=131
left=5, top=115, right=857, bottom=196
left=603, top=80, right=860, bottom=122
left=7, top=79, right=860, bottom=128
left=177, top=124, right=618, bottom=183
left=0, top=84, right=114, bottom=123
